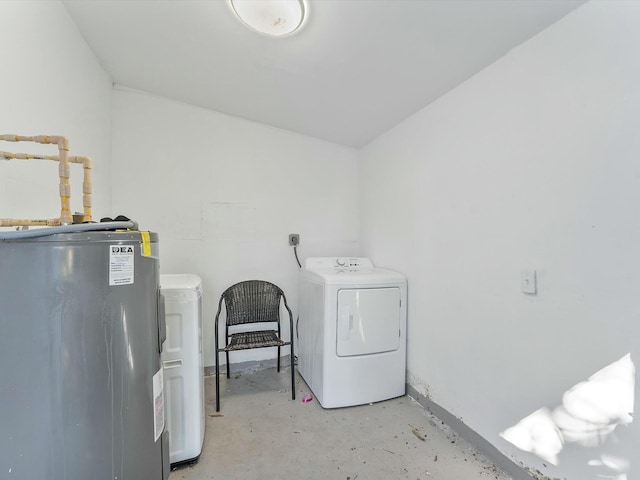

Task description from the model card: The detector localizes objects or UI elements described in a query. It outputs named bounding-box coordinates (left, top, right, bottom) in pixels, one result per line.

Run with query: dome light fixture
left=230, top=0, right=306, bottom=37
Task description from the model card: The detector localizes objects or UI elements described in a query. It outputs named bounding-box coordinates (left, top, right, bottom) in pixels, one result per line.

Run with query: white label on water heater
left=153, top=368, right=164, bottom=442
left=109, top=245, right=134, bottom=286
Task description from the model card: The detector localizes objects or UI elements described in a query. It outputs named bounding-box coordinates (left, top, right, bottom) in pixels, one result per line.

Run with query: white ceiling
left=63, top=0, right=584, bottom=148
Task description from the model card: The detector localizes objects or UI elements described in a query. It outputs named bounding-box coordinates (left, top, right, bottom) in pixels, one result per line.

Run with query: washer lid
left=160, top=274, right=202, bottom=291
left=303, top=257, right=405, bottom=285
left=301, top=266, right=406, bottom=285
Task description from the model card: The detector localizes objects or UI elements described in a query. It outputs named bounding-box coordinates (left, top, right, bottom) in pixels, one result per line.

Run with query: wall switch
left=521, top=270, right=537, bottom=294
left=288, top=234, right=300, bottom=246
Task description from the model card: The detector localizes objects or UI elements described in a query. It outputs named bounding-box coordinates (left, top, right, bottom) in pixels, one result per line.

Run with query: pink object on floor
left=301, top=393, right=313, bottom=403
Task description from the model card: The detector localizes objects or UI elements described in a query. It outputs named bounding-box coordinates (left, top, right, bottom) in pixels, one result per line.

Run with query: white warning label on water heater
left=109, top=245, right=134, bottom=286
left=153, top=368, right=164, bottom=442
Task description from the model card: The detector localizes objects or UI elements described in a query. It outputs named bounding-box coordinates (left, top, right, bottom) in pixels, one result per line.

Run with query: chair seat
left=224, top=330, right=288, bottom=352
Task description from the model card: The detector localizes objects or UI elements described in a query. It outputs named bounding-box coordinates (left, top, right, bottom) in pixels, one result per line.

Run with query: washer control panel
left=335, top=258, right=362, bottom=268
left=304, top=257, right=374, bottom=270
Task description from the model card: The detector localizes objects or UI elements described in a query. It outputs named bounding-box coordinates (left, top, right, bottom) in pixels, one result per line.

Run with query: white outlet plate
left=521, top=270, right=537, bottom=294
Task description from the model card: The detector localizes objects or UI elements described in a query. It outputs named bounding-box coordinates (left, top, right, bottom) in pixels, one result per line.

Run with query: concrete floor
left=170, top=367, right=512, bottom=480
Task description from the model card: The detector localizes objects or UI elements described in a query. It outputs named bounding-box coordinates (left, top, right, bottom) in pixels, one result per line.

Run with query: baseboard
left=405, top=384, right=534, bottom=480
left=204, top=354, right=291, bottom=377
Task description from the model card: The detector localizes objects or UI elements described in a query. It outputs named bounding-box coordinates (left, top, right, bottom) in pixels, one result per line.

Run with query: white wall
left=8, top=2, right=638, bottom=477
left=359, top=2, right=640, bottom=479
left=0, top=1, right=112, bottom=223
left=111, top=88, right=359, bottom=368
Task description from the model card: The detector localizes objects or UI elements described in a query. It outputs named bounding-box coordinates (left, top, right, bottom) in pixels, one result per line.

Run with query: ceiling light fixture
left=230, top=0, right=306, bottom=37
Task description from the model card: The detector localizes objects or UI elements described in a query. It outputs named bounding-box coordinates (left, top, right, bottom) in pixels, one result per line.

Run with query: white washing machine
left=298, top=257, right=407, bottom=408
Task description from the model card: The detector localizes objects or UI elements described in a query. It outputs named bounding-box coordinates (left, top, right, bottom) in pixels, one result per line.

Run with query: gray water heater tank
left=0, top=230, right=169, bottom=480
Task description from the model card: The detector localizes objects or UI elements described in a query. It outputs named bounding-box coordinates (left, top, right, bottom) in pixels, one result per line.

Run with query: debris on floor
left=172, top=369, right=514, bottom=480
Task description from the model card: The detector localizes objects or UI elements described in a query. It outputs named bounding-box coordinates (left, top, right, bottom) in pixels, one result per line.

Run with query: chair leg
left=290, top=346, right=295, bottom=400
left=277, top=346, right=281, bottom=372
left=215, top=350, right=220, bottom=412
left=226, top=351, right=230, bottom=378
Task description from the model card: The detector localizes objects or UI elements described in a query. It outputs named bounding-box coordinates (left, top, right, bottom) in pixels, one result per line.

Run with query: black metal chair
left=214, top=280, right=295, bottom=411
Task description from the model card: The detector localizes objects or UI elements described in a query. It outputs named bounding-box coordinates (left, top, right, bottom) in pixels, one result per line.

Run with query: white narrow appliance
left=161, top=274, right=205, bottom=466
left=298, top=257, right=407, bottom=408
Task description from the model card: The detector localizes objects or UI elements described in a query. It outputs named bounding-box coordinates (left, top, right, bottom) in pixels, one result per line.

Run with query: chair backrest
left=221, top=280, right=284, bottom=326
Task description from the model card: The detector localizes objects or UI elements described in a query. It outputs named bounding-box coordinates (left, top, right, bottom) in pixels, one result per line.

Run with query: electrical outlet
left=521, top=270, right=537, bottom=294
left=289, top=234, right=300, bottom=246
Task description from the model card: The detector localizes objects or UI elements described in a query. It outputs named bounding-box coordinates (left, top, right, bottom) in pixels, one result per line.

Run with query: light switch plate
left=521, top=270, right=537, bottom=294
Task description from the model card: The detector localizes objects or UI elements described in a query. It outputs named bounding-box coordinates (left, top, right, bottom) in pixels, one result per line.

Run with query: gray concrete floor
left=170, top=367, right=512, bottom=480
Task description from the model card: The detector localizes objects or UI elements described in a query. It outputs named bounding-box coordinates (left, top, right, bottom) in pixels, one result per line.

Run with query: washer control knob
left=336, top=258, right=346, bottom=267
